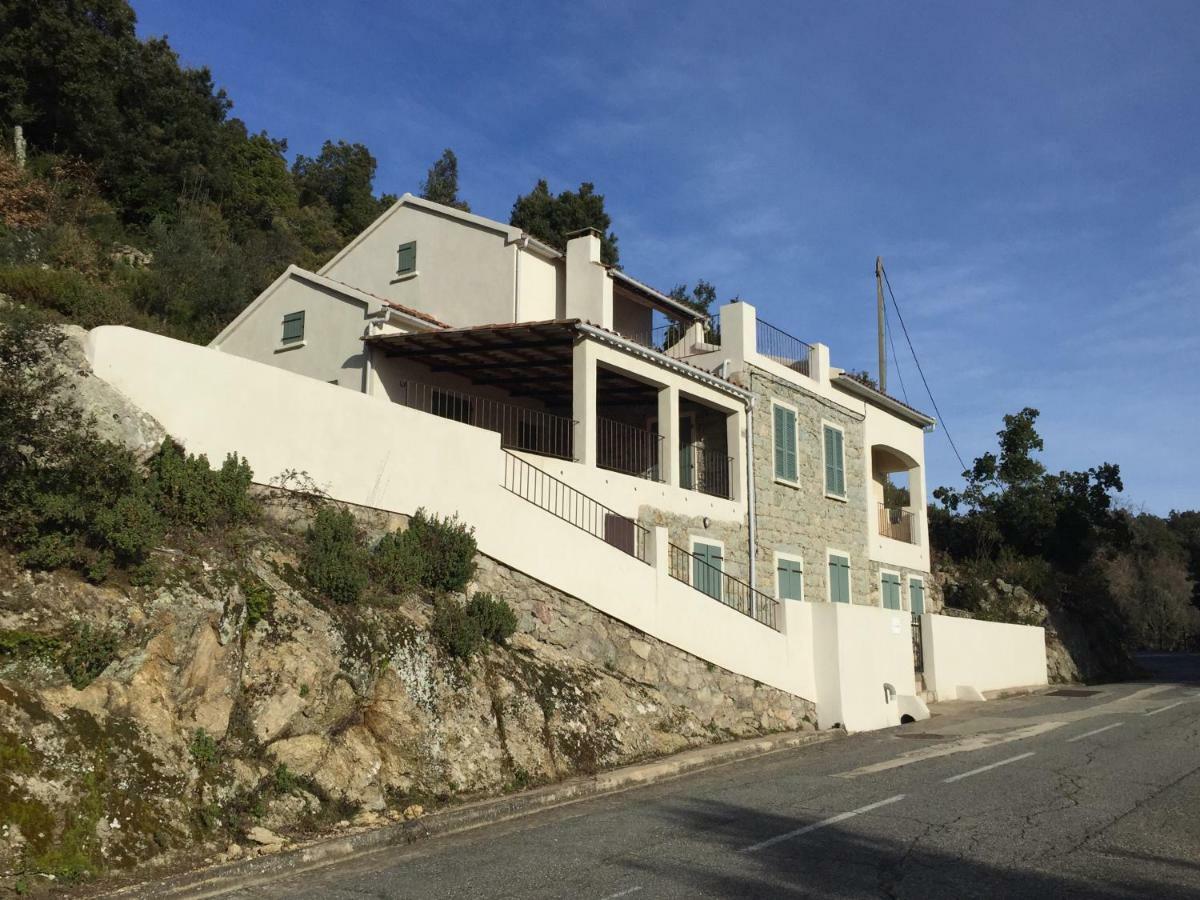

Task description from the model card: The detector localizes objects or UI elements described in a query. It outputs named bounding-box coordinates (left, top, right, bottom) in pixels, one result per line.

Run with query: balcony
left=681, top=443, right=732, bottom=499
left=596, top=417, right=664, bottom=482
left=755, top=319, right=812, bottom=377
left=878, top=504, right=917, bottom=544
left=396, top=379, right=575, bottom=460
left=625, top=316, right=721, bottom=362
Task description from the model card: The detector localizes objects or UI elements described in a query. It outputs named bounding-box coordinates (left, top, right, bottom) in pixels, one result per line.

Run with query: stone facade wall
left=865, top=560, right=941, bottom=613
left=636, top=506, right=751, bottom=584
left=737, top=365, right=874, bottom=605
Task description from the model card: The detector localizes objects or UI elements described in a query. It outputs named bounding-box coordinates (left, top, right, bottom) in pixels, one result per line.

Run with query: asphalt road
left=222, top=655, right=1200, bottom=899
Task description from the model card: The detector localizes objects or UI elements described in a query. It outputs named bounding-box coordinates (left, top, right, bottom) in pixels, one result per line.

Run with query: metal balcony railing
left=756, top=319, right=812, bottom=376
left=625, top=316, right=720, bottom=361
left=398, top=380, right=575, bottom=460
left=879, top=504, right=917, bottom=544
left=596, top=417, right=664, bottom=482
left=502, top=451, right=650, bottom=563
left=680, top=444, right=733, bottom=499
left=667, top=543, right=780, bottom=630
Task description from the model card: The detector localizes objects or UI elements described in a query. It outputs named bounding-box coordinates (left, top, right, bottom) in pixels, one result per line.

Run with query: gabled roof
left=316, top=193, right=562, bottom=279
left=209, top=265, right=446, bottom=348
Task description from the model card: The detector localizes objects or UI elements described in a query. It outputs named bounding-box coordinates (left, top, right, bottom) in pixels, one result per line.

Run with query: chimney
left=564, top=228, right=612, bottom=328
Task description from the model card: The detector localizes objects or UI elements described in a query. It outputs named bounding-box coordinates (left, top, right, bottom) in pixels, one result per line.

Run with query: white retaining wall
left=85, top=326, right=1006, bottom=732
left=921, top=614, right=1048, bottom=701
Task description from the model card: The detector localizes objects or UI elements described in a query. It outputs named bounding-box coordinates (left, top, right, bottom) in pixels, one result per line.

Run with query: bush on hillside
left=302, top=507, right=368, bottom=604
left=149, top=439, right=255, bottom=529
left=370, top=508, right=477, bottom=596
left=431, top=592, right=518, bottom=661
left=0, top=310, right=258, bottom=581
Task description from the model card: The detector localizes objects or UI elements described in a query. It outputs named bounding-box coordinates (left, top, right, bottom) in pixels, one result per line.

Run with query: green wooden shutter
left=833, top=429, right=845, bottom=495
left=693, top=543, right=723, bottom=602
left=824, top=426, right=845, bottom=495
left=784, top=410, right=797, bottom=481
left=281, top=311, right=304, bottom=343
left=773, top=406, right=787, bottom=479
left=829, top=555, right=850, bottom=603
left=397, top=241, right=417, bottom=274
left=777, top=559, right=803, bottom=601
left=881, top=573, right=901, bottom=610
left=910, top=579, right=926, bottom=615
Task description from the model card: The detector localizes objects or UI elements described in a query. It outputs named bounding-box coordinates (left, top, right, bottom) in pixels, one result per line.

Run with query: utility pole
left=875, top=256, right=887, bottom=394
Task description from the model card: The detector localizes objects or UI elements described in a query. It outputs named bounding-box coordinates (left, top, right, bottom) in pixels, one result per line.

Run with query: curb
left=100, top=728, right=840, bottom=898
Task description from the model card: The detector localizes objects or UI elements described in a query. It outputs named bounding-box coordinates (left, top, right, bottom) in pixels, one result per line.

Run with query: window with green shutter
left=692, top=542, right=723, bottom=601
left=910, top=578, right=926, bottom=615
left=281, top=311, right=305, bottom=344
left=773, top=404, right=797, bottom=482
left=881, top=572, right=902, bottom=610
left=777, top=558, right=804, bottom=601
left=823, top=424, right=845, bottom=496
left=396, top=241, right=417, bottom=274
left=828, top=554, right=851, bottom=603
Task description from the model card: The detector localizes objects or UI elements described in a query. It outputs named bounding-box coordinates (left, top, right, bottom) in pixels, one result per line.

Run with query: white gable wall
left=213, top=274, right=372, bottom=390
left=321, top=203, right=536, bottom=328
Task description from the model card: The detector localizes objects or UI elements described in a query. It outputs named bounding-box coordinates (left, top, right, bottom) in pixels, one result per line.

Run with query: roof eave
left=832, top=375, right=936, bottom=428
left=608, top=270, right=706, bottom=322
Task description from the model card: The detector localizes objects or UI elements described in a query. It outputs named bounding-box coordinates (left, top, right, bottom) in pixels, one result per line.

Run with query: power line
left=881, top=266, right=970, bottom=474
left=884, top=302, right=910, bottom=405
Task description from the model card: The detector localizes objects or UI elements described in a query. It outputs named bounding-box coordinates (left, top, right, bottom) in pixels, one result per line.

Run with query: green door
left=910, top=578, right=926, bottom=615
left=693, top=542, right=723, bottom=601
left=828, top=555, right=851, bottom=603
left=881, top=572, right=902, bottom=610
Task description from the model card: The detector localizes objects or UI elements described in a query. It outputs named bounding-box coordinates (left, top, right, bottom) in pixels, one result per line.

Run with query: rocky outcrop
left=0, top=513, right=815, bottom=887
left=57, top=324, right=166, bottom=459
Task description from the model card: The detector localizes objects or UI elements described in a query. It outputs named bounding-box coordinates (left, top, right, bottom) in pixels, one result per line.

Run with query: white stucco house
left=86, top=194, right=1048, bottom=732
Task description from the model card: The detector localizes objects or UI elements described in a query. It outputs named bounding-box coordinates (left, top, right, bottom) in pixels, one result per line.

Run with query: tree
left=1166, top=510, right=1200, bottom=611
left=668, top=280, right=717, bottom=316
left=292, top=140, right=393, bottom=239
left=419, top=148, right=469, bottom=211
left=1105, top=514, right=1199, bottom=650
left=931, top=408, right=1126, bottom=569
left=509, top=179, right=619, bottom=265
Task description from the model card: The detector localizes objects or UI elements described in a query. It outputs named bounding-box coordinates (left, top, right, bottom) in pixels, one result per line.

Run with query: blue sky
left=135, top=1, right=1200, bottom=513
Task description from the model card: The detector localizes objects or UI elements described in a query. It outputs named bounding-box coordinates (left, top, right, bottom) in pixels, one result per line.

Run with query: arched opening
left=872, top=445, right=922, bottom=544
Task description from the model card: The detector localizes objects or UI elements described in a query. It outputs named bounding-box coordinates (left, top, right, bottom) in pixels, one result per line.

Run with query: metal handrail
left=667, top=543, right=780, bottom=630
left=625, top=315, right=721, bottom=361
left=755, top=319, right=812, bottom=376
left=397, top=380, right=575, bottom=460
left=501, top=451, right=650, bottom=563
left=680, top=444, right=733, bottom=499
left=878, top=504, right=917, bottom=544
left=597, top=417, right=664, bottom=482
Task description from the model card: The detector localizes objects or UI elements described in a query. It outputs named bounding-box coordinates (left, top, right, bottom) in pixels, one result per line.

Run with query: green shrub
left=431, top=595, right=482, bottom=660
left=0, top=265, right=132, bottom=329
left=369, top=529, right=423, bottom=595
left=60, top=622, right=120, bottom=689
left=243, top=578, right=273, bottom=629
left=0, top=629, right=61, bottom=661
left=371, top=509, right=477, bottom=596
left=272, top=763, right=299, bottom=795
left=189, top=728, right=219, bottom=770
left=466, top=593, right=517, bottom=645
left=302, top=506, right=368, bottom=604
left=148, top=439, right=255, bottom=529
left=431, top=593, right=517, bottom=660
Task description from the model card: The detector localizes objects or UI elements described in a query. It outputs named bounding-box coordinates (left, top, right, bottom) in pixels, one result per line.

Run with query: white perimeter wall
left=86, top=326, right=1033, bottom=733
left=922, top=614, right=1048, bottom=701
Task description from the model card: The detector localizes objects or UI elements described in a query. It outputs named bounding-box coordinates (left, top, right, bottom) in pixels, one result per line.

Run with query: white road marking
left=942, top=752, right=1035, bottom=784
left=1145, top=700, right=1186, bottom=716
left=740, top=795, right=907, bottom=852
left=835, top=721, right=1062, bottom=778
left=600, top=888, right=642, bottom=899
left=1066, top=722, right=1123, bottom=742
